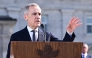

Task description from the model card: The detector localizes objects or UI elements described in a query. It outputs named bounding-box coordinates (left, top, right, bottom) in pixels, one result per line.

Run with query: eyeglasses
left=32, top=13, right=41, bottom=16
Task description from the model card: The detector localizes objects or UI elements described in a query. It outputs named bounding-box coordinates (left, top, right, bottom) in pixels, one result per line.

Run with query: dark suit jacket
left=81, top=54, right=92, bottom=58
left=6, top=27, right=75, bottom=58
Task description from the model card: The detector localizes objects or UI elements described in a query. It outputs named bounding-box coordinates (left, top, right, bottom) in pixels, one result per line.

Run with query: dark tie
left=31, top=30, right=36, bottom=41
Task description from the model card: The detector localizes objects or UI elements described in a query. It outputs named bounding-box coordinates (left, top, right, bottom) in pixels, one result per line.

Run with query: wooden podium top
left=11, top=41, right=83, bottom=58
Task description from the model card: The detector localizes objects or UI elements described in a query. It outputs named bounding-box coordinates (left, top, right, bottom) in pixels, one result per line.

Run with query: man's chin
left=36, top=24, right=40, bottom=27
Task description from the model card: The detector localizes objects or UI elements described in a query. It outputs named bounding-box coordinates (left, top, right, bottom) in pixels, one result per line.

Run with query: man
left=81, top=44, right=92, bottom=58
left=6, top=3, right=82, bottom=58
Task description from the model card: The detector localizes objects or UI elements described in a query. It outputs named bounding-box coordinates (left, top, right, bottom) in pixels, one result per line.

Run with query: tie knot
left=31, top=30, right=35, bottom=33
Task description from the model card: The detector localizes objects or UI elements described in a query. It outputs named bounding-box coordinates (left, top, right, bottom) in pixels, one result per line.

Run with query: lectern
left=11, top=41, right=83, bottom=58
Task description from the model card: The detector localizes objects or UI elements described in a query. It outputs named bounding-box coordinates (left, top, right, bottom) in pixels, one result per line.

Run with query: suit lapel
left=23, top=27, right=31, bottom=41
left=38, top=28, right=45, bottom=42
left=86, top=55, right=91, bottom=58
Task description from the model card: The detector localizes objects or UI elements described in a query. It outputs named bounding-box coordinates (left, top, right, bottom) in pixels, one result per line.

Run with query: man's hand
left=67, top=16, right=82, bottom=34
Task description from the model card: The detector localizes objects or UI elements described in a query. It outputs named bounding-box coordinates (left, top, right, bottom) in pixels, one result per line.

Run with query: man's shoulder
left=87, top=54, right=92, bottom=58
left=12, top=27, right=27, bottom=35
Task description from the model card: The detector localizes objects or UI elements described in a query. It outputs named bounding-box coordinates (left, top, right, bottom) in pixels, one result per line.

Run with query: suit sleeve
left=48, top=31, right=75, bottom=42
left=63, top=32, right=76, bottom=42
left=6, top=34, right=16, bottom=58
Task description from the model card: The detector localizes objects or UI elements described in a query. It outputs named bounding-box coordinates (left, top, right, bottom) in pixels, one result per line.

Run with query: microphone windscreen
left=41, top=24, right=44, bottom=28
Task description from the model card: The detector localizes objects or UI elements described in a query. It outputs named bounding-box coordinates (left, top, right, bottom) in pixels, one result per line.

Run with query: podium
left=11, top=41, right=83, bottom=58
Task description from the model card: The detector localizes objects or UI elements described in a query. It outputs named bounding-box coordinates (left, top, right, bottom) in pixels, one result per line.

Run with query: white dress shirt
left=82, top=53, right=87, bottom=58
left=67, top=30, right=73, bottom=35
left=27, top=26, right=38, bottom=41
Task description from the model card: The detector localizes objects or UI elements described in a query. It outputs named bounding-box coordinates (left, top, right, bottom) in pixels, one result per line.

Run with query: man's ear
left=24, top=14, right=28, bottom=21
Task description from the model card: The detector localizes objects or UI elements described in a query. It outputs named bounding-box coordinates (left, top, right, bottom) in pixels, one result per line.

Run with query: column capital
left=6, top=7, right=21, bottom=19
left=7, top=7, right=21, bottom=11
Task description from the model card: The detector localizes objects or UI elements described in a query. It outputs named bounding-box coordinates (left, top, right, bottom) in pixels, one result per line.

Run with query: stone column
left=0, top=25, right=3, bottom=58
left=73, top=10, right=84, bottom=42
left=61, top=9, right=74, bottom=37
left=0, top=19, right=16, bottom=58
left=46, top=10, right=62, bottom=40
left=7, top=7, right=21, bottom=32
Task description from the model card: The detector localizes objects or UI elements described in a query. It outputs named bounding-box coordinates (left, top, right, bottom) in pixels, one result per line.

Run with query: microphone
left=41, top=24, right=46, bottom=42
left=41, top=23, right=44, bottom=30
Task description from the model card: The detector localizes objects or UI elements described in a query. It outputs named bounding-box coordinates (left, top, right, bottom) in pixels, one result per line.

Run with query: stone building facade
left=0, top=0, right=92, bottom=58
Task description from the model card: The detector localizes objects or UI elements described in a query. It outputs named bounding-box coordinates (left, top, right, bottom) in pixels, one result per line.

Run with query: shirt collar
left=27, top=26, right=38, bottom=32
left=82, top=53, right=87, bottom=56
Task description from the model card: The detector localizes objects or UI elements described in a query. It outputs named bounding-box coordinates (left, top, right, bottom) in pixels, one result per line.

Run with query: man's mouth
left=35, top=21, right=40, bottom=23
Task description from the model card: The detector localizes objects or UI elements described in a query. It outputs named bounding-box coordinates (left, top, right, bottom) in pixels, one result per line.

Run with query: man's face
left=82, top=44, right=88, bottom=53
left=24, top=6, right=41, bottom=29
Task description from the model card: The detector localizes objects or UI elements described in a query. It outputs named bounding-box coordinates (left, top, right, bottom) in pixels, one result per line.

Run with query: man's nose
left=36, top=15, right=41, bottom=18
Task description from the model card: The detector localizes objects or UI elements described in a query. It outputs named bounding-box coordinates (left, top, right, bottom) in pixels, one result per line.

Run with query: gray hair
left=83, top=43, right=88, bottom=48
left=24, top=3, right=40, bottom=14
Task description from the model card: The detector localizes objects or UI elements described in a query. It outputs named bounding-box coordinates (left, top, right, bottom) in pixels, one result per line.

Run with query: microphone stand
left=44, top=24, right=46, bottom=42
left=41, top=24, right=46, bottom=42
